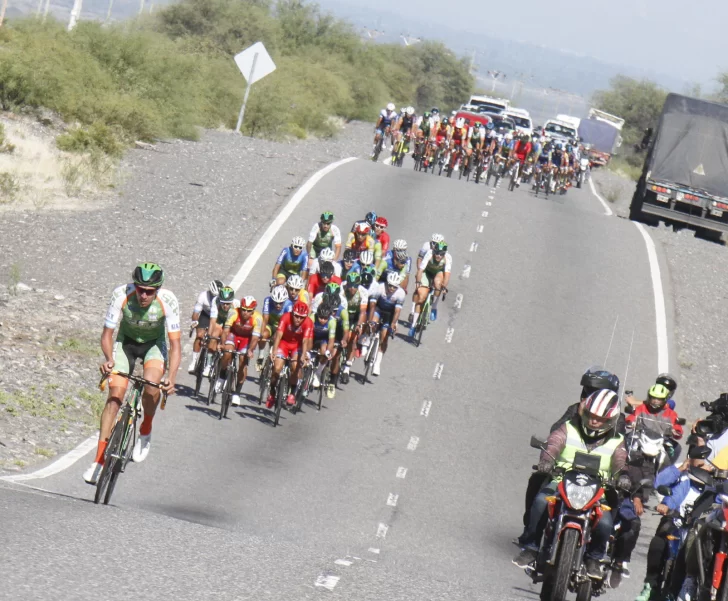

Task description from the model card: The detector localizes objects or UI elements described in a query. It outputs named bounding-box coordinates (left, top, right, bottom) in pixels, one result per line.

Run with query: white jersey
left=368, top=282, right=405, bottom=314
left=194, top=290, right=215, bottom=315
left=307, top=222, right=342, bottom=245
left=419, top=250, right=453, bottom=274
left=418, top=241, right=432, bottom=259
left=309, top=258, right=342, bottom=278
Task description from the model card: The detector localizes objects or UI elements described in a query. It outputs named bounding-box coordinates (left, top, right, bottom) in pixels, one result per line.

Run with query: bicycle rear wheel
left=258, top=356, right=271, bottom=405
left=219, top=367, right=235, bottom=420
left=104, top=404, right=136, bottom=505
left=207, top=354, right=221, bottom=406
left=364, top=336, right=380, bottom=383
left=194, top=347, right=207, bottom=397
left=317, top=365, right=328, bottom=410
left=274, top=370, right=287, bottom=426
left=94, top=403, right=130, bottom=504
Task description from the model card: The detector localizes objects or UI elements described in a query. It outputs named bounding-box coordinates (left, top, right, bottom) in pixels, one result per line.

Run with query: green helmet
left=320, top=211, right=334, bottom=224
left=218, top=286, right=235, bottom=302
left=433, top=241, right=448, bottom=253
left=345, top=271, right=362, bottom=287
left=325, top=282, right=341, bottom=295
left=423, top=111, right=431, bottom=119
left=132, top=262, right=164, bottom=288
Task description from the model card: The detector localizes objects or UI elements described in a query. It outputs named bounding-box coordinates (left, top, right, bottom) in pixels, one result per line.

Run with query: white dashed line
left=445, top=327, right=454, bottom=343
left=433, top=362, right=444, bottom=379
left=368, top=548, right=381, bottom=555
left=488, top=195, right=495, bottom=199
left=377, top=523, right=389, bottom=538
left=482, top=210, right=489, bottom=217
left=387, top=493, right=399, bottom=507
left=335, top=559, right=353, bottom=566
left=407, top=435, right=420, bottom=450
left=469, top=242, right=478, bottom=252
left=462, top=265, right=471, bottom=278
left=314, top=574, right=341, bottom=591
left=396, top=467, right=408, bottom=478
left=485, top=201, right=492, bottom=205
left=421, top=399, right=432, bottom=416
left=476, top=224, right=484, bottom=233
left=454, top=293, right=463, bottom=309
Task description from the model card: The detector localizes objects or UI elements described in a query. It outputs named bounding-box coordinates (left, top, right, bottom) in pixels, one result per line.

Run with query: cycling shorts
left=277, top=339, right=301, bottom=359
left=420, top=270, right=442, bottom=287
left=197, top=310, right=211, bottom=330
left=374, top=310, right=395, bottom=327
left=111, top=336, right=167, bottom=386
left=226, top=333, right=251, bottom=353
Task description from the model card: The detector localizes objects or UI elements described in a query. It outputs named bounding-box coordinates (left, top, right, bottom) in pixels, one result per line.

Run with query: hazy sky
left=332, top=0, right=727, bottom=86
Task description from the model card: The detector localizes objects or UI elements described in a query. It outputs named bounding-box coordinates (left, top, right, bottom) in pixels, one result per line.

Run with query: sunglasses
left=292, top=245, right=303, bottom=251
left=292, top=313, right=306, bottom=318
left=374, top=224, right=386, bottom=230
left=240, top=307, right=254, bottom=312
left=136, top=286, right=158, bottom=297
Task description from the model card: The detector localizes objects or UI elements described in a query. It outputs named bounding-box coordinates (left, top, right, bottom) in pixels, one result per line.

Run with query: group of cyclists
left=373, top=102, right=586, bottom=194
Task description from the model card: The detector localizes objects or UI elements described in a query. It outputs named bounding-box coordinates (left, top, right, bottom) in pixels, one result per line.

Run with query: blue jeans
left=519, top=480, right=613, bottom=559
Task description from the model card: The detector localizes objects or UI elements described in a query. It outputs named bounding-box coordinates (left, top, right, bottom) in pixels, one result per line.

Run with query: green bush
left=56, top=122, right=124, bottom=157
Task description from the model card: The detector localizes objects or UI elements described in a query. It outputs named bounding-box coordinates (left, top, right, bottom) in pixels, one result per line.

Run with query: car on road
left=503, top=108, right=533, bottom=137
left=468, top=94, right=510, bottom=114
left=542, top=119, right=578, bottom=144
left=454, top=110, right=492, bottom=129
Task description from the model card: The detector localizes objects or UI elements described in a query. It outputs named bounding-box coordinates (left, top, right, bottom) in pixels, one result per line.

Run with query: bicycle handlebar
left=99, top=371, right=169, bottom=409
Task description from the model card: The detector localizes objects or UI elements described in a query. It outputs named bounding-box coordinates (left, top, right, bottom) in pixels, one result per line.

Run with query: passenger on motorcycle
left=626, top=373, right=679, bottom=411
left=514, top=389, right=627, bottom=579
left=625, top=384, right=684, bottom=440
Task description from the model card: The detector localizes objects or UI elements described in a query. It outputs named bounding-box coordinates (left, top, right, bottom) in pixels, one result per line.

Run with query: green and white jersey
left=419, top=250, right=453, bottom=275
left=104, top=283, right=181, bottom=343
left=308, top=222, right=342, bottom=254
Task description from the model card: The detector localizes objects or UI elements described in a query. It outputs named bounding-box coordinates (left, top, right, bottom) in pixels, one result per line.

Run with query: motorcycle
left=626, top=413, right=682, bottom=476
left=576, top=158, right=590, bottom=188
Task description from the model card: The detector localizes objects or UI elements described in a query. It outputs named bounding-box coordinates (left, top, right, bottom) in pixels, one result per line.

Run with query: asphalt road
left=1, top=158, right=674, bottom=600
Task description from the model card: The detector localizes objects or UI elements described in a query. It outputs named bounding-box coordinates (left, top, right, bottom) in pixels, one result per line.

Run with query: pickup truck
left=630, top=93, right=728, bottom=239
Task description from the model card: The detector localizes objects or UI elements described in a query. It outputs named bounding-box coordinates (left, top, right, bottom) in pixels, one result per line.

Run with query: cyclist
left=310, top=281, right=349, bottom=318
left=341, top=271, right=369, bottom=383
left=449, top=117, right=468, bottom=171
left=394, top=106, right=416, bottom=154
left=373, top=102, right=398, bottom=154
left=339, top=248, right=361, bottom=281
left=272, top=236, right=309, bottom=286
left=84, top=263, right=180, bottom=484
left=346, top=222, right=377, bottom=260
left=469, top=122, right=486, bottom=169
left=309, top=247, right=340, bottom=277
left=509, top=133, right=533, bottom=187
left=350, top=211, right=377, bottom=235
left=307, top=261, right=341, bottom=297
left=286, top=274, right=310, bottom=305
left=188, top=279, right=222, bottom=374
left=268, top=301, right=313, bottom=408
left=202, top=286, right=237, bottom=379
left=414, top=111, right=432, bottom=161
left=410, top=240, right=451, bottom=334
left=418, top=233, right=445, bottom=260
left=311, top=303, right=338, bottom=393
left=377, top=239, right=411, bottom=292
left=367, top=271, right=405, bottom=376
left=534, top=139, right=553, bottom=190
left=307, top=211, right=342, bottom=270
left=372, top=216, right=390, bottom=257
left=220, top=296, right=262, bottom=406
left=257, top=285, right=291, bottom=370
left=551, top=143, right=568, bottom=190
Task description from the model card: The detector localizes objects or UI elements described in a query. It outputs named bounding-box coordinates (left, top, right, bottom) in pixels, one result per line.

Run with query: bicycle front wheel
left=219, top=368, right=234, bottom=420
left=194, top=347, right=207, bottom=397
left=95, top=403, right=131, bottom=505
left=274, top=371, right=287, bottom=427
left=103, top=403, right=136, bottom=505
left=207, top=355, right=221, bottom=406
left=258, top=357, right=271, bottom=406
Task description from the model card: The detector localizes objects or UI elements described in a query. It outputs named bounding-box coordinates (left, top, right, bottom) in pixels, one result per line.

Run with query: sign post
left=233, top=42, right=276, bottom=134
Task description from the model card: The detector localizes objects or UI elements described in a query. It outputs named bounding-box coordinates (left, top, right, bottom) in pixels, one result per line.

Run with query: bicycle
left=192, top=331, right=220, bottom=399
left=206, top=347, right=224, bottom=406
left=508, top=159, right=524, bottom=192
left=94, top=371, right=167, bottom=505
left=258, top=355, right=273, bottom=407
left=412, top=139, right=426, bottom=171
left=359, top=321, right=382, bottom=384
left=371, top=126, right=390, bottom=162
left=413, top=285, right=448, bottom=347
left=218, top=348, right=248, bottom=420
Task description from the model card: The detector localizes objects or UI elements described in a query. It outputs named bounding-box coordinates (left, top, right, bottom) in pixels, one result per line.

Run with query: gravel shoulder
left=0, top=121, right=372, bottom=472
left=592, top=168, right=728, bottom=422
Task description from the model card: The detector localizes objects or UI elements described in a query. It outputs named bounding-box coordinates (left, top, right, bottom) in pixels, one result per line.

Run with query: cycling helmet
left=392, top=239, right=407, bottom=251
left=208, top=279, right=223, bottom=296
left=359, top=250, right=374, bottom=265
left=292, top=301, right=309, bottom=317
left=345, top=271, right=362, bottom=287
left=386, top=102, right=395, bottom=111
left=580, top=389, right=620, bottom=438
left=218, top=287, right=235, bottom=303
left=406, top=106, right=415, bottom=116
left=432, top=241, right=448, bottom=254
left=320, top=211, right=334, bottom=224
left=647, top=384, right=670, bottom=410
left=240, top=295, right=257, bottom=310
left=287, top=274, right=304, bottom=290
left=319, top=262, right=335, bottom=278
left=656, top=373, right=677, bottom=396
left=431, top=233, right=444, bottom=244
left=133, top=263, right=164, bottom=288
left=486, top=122, right=495, bottom=130
left=423, top=111, right=431, bottom=119
left=566, top=144, right=573, bottom=153
left=375, top=216, right=388, bottom=228
left=451, top=110, right=457, bottom=116
left=400, top=107, right=406, bottom=114
left=504, top=132, right=513, bottom=141
left=386, top=271, right=402, bottom=287
left=291, top=236, right=305, bottom=249
left=323, top=290, right=340, bottom=308
left=354, top=222, right=371, bottom=235
left=271, top=286, right=288, bottom=303
left=319, top=247, right=335, bottom=262
left=442, top=117, right=450, bottom=126
left=365, top=212, right=377, bottom=227
left=431, top=107, right=440, bottom=114
left=455, top=117, right=465, bottom=128
left=580, top=366, right=620, bottom=398
left=360, top=266, right=375, bottom=287
left=316, top=304, right=332, bottom=320
left=343, top=248, right=357, bottom=262
left=325, top=282, right=341, bottom=295
left=555, top=143, right=563, bottom=150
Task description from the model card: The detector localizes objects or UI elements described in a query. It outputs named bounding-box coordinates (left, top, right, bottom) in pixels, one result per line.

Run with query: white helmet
left=451, top=110, right=457, bottom=116
left=291, top=236, right=305, bottom=248
left=431, top=233, right=444, bottom=244
left=400, top=107, right=406, bottom=114
left=580, top=389, right=620, bottom=437
left=455, top=117, right=465, bottom=128
left=406, top=106, right=415, bottom=116
left=386, top=271, right=403, bottom=287
left=240, top=295, right=257, bottom=310
left=209, top=279, right=223, bottom=296
left=319, top=247, right=335, bottom=262
left=386, top=102, right=395, bottom=112
left=287, top=274, right=304, bottom=290
left=505, top=132, right=513, bottom=141
left=270, top=286, right=288, bottom=303
left=392, top=239, right=407, bottom=251
left=359, top=250, right=374, bottom=265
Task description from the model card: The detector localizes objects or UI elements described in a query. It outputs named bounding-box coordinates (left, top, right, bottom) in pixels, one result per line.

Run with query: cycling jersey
left=310, top=292, right=349, bottom=320
left=313, top=316, right=337, bottom=343
left=377, top=250, right=412, bottom=279
left=434, top=125, right=450, bottom=141
left=262, top=296, right=292, bottom=331
left=214, top=299, right=238, bottom=325
left=373, top=231, right=390, bottom=255
left=345, top=232, right=376, bottom=256
left=379, top=109, right=398, bottom=129
left=345, top=286, right=369, bottom=318
left=310, top=259, right=342, bottom=278
left=452, top=127, right=467, bottom=144
left=538, top=147, right=552, bottom=165
left=277, top=312, right=314, bottom=345
left=514, top=141, right=532, bottom=161
left=307, top=273, right=342, bottom=297
left=105, top=284, right=181, bottom=344
left=339, top=260, right=361, bottom=281
left=552, top=150, right=565, bottom=167
left=308, top=222, right=342, bottom=257
left=225, top=309, right=263, bottom=339
left=193, top=290, right=216, bottom=316
left=400, top=115, right=414, bottom=133
left=369, top=282, right=405, bottom=321
left=419, top=250, right=453, bottom=275
left=276, top=246, right=309, bottom=276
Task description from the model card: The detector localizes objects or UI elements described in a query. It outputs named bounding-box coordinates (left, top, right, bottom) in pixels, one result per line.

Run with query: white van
left=504, top=108, right=533, bottom=136
left=542, top=119, right=579, bottom=144
left=467, top=95, right=510, bottom=114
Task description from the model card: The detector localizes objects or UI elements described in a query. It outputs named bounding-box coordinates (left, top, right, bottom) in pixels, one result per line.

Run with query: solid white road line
left=1, top=433, right=98, bottom=483
left=587, top=177, right=614, bottom=217
left=632, top=223, right=669, bottom=372
left=229, top=156, right=356, bottom=290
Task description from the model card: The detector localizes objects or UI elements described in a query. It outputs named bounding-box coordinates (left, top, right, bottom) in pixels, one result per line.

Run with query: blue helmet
left=580, top=366, right=620, bottom=397
left=486, top=122, right=495, bottom=130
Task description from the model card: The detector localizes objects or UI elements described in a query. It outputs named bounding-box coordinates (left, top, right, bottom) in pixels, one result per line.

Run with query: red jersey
left=625, top=404, right=683, bottom=439
left=307, top=273, right=342, bottom=297
left=514, top=141, right=532, bottom=160
left=376, top=231, right=390, bottom=255
left=277, top=312, right=314, bottom=345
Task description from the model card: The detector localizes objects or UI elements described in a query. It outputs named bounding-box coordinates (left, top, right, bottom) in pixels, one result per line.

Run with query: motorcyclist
left=514, top=389, right=628, bottom=578
left=625, top=383, right=684, bottom=450
left=626, top=373, right=679, bottom=411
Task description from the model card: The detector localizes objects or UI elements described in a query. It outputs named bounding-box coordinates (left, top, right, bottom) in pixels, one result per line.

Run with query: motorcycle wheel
left=551, top=528, right=579, bottom=601
left=576, top=578, right=592, bottom=601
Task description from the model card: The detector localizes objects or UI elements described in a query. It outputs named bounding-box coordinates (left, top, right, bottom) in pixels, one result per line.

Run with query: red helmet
left=240, top=295, right=257, bottom=310
left=292, top=301, right=309, bottom=317
left=375, top=216, right=388, bottom=228
left=354, top=222, right=371, bottom=234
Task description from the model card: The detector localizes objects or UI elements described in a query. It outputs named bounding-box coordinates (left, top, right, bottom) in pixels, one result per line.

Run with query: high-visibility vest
left=556, top=422, right=623, bottom=480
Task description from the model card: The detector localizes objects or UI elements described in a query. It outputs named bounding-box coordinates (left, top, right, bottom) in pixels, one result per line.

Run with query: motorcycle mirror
left=656, top=485, right=672, bottom=496
left=530, top=436, right=546, bottom=450
left=689, top=466, right=714, bottom=486
left=688, top=445, right=712, bottom=460
left=676, top=417, right=687, bottom=426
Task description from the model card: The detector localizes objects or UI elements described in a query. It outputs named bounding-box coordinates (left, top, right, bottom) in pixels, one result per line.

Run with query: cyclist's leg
left=258, top=326, right=272, bottom=366
left=431, top=272, right=446, bottom=312
left=411, top=274, right=430, bottom=328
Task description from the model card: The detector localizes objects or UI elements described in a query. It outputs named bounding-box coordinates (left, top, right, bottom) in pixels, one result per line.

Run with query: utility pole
left=105, top=0, right=113, bottom=22
left=42, top=0, right=50, bottom=21
left=0, top=0, right=8, bottom=28
left=68, top=0, right=82, bottom=30
left=138, top=0, right=145, bottom=15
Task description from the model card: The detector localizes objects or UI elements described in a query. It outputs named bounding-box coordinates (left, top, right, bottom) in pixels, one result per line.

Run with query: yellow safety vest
left=556, top=422, right=623, bottom=480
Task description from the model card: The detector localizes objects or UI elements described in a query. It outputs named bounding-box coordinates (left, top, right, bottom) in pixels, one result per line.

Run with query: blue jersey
left=378, top=251, right=411, bottom=281
left=262, top=296, right=292, bottom=329
left=340, top=260, right=362, bottom=281
left=276, top=246, right=309, bottom=275
left=369, top=282, right=406, bottom=316
left=313, top=317, right=337, bottom=343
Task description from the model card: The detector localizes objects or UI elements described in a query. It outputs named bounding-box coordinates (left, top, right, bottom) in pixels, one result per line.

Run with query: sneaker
left=215, top=378, right=224, bottom=393
left=619, top=561, right=631, bottom=579
left=636, top=583, right=652, bottom=601
left=266, top=394, right=275, bottom=409
left=678, top=577, right=696, bottom=601
left=232, top=394, right=241, bottom=407
left=408, top=326, right=416, bottom=338
left=408, top=312, right=414, bottom=324
left=132, top=433, right=152, bottom=463
left=286, top=393, right=296, bottom=407
left=312, top=373, right=320, bottom=388
left=430, top=308, right=438, bottom=321
left=512, top=548, right=537, bottom=569
left=326, top=384, right=336, bottom=399
left=372, top=355, right=382, bottom=376
left=202, top=365, right=211, bottom=377
left=585, top=557, right=602, bottom=579
left=187, top=359, right=196, bottom=374
left=83, top=461, right=103, bottom=485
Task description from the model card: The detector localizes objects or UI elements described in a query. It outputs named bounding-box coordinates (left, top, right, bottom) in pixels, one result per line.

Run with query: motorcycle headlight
left=565, top=481, right=598, bottom=510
